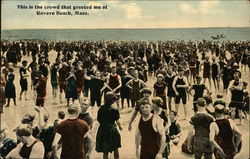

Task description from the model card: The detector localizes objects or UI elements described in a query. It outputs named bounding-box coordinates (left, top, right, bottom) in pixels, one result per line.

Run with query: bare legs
left=203, top=78, right=211, bottom=89
left=19, top=90, right=27, bottom=100
left=230, top=107, right=243, bottom=125
left=52, top=88, right=57, bottom=98
left=103, top=150, right=119, bottom=159
left=175, top=103, right=188, bottom=120
left=212, top=79, right=219, bottom=92
left=168, top=96, right=174, bottom=111
left=121, top=98, right=130, bottom=109
left=5, top=98, right=16, bottom=107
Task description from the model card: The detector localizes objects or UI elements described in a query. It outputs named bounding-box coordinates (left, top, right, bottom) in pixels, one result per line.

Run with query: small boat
left=211, top=34, right=226, bottom=40
left=211, top=35, right=220, bottom=40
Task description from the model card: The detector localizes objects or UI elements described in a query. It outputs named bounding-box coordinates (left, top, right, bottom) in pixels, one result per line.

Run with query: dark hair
left=15, top=124, right=33, bottom=137
left=22, top=60, right=28, bottom=65
left=243, top=81, right=248, bottom=87
left=68, top=108, right=78, bottom=115
left=152, top=97, right=163, bottom=107
left=170, top=110, right=177, bottom=116
left=58, top=111, right=65, bottom=119
left=215, top=105, right=225, bottom=114
left=196, top=75, right=202, bottom=80
left=216, top=94, right=223, bottom=98
left=140, top=87, right=152, bottom=95
left=21, top=114, right=35, bottom=124
left=197, top=98, right=206, bottom=107
left=8, top=67, right=14, bottom=72
left=204, top=96, right=213, bottom=105
left=243, top=91, right=249, bottom=96
left=44, top=115, right=49, bottom=122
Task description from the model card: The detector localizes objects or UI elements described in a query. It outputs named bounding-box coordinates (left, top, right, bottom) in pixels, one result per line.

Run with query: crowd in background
left=0, top=39, right=249, bottom=159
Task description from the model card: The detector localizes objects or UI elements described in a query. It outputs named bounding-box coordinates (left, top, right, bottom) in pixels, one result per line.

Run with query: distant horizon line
left=2, top=26, right=250, bottom=31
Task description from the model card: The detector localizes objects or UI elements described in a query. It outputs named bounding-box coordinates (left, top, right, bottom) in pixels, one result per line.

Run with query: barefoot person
left=211, top=57, right=219, bottom=91
left=50, top=63, right=58, bottom=99
left=75, top=64, right=85, bottom=101
left=65, top=70, right=78, bottom=106
left=201, top=56, right=212, bottom=89
left=135, top=99, right=166, bottom=159
left=172, top=67, right=189, bottom=119
left=58, top=63, right=67, bottom=103
left=165, top=67, right=176, bottom=111
left=19, top=60, right=29, bottom=100
left=126, top=70, right=146, bottom=108
left=120, top=67, right=132, bottom=109
left=34, top=72, right=47, bottom=107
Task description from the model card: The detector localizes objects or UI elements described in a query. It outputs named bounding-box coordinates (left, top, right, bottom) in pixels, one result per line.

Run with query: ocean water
left=1, top=27, right=250, bottom=41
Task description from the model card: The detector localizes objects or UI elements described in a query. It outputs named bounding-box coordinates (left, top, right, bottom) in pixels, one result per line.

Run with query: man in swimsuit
left=172, top=67, right=189, bottom=120
left=135, top=100, right=166, bottom=159
left=52, top=103, right=90, bottom=159
left=34, top=72, right=47, bottom=107
left=228, top=72, right=246, bottom=125
left=187, top=98, right=225, bottom=159
left=214, top=104, right=242, bottom=159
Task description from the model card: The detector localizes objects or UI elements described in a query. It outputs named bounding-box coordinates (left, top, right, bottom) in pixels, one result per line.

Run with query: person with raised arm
left=6, top=124, right=44, bottom=159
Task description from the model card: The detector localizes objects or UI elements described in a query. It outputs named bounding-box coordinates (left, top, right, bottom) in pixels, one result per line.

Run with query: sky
left=1, top=0, right=250, bottom=29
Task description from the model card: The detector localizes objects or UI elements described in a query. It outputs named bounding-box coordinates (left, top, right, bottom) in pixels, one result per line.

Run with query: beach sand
left=1, top=50, right=249, bottom=159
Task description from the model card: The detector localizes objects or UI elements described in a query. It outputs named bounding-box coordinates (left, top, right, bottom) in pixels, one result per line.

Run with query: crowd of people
left=0, top=39, right=249, bottom=159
